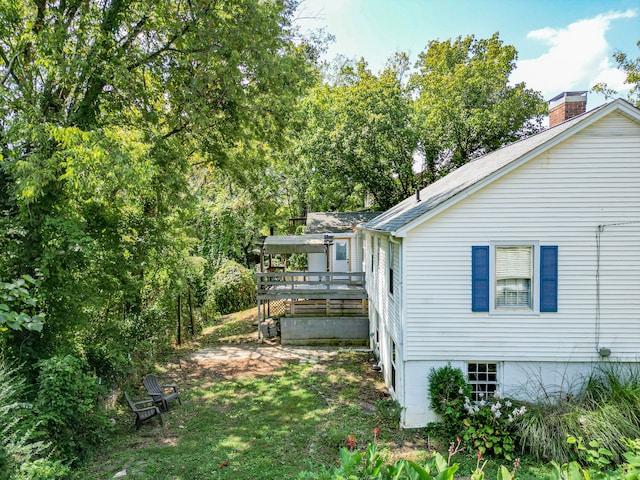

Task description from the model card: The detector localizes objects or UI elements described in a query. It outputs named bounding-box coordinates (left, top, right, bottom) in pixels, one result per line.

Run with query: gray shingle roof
left=305, top=211, right=381, bottom=234
left=361, top=103, right=608, bottom=234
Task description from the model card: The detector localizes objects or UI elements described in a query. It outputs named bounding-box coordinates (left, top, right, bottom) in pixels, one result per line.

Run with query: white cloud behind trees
left=295, top=1, right=639, bottom=108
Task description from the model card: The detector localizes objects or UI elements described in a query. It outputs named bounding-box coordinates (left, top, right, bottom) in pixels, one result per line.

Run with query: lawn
left=77, top=309, right=550, bottom=479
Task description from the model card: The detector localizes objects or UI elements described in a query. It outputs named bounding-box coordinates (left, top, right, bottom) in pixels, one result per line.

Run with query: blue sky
left=294, top=0, right=640, bottom=109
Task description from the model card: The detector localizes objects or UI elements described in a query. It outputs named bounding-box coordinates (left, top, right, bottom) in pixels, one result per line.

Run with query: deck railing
left=257, top=271, right=366, bottom=299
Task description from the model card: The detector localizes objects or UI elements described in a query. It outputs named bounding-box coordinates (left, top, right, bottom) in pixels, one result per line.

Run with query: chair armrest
left=133, top=398, right=155, bottom=408
left=161, top=384, right=179, bottom=392
left=137, top=405, right=160, bottom=413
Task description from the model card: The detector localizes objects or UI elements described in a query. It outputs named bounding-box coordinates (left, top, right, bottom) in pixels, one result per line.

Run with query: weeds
left=517, top=363, right=640, bottom=464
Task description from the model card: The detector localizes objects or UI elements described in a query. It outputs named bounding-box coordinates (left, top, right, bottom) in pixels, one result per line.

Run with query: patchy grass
left=76, top=308, right=551, bottom=479
left=197, top=307, right=260, bottom=344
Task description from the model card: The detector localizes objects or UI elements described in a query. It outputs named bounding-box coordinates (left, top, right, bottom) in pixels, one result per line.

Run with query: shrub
left=427, top=364, right=471, bottom=437
left=34, top=355, right=112, bottom=465
left=205, top=259, right=256, bottom=315
left=462, top=392, right=526, bottom=460
left=0, top=360, right=69, bottom=479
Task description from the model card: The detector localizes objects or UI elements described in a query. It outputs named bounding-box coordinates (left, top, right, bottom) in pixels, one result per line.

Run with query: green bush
left=427, top=364, right=471, bottom=437
left=0, top=361, right=69, bottom=480
left=205, top=259, right=256, bottom=315
left=34, top=355, right=112, bottom=465
left=462, top=392, right=525, bottom=460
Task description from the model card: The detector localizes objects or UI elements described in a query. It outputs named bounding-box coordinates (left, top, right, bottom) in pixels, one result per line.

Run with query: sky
left=294, top=0, right=640, bottom=110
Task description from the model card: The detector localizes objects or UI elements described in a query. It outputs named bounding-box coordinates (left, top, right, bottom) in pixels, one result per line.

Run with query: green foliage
left=548, top=437, right=640, bottom=480
left=0, top=360, right=69, bottom=480
left=462, top=393, right=525, bottom=460
left=292, top=57, right=418, bottom=211
left=195, top=190, right=263, bottom=275
left=592, top=40, right=640, bottom=107
left=0, top=275, right=44, bottom=332
left=411, top=33, right=547, bottom=179
left=427, top=365, right=524, bottom=461
left=34, top=355, right=112, bottom=465
left=299, top=442, right=519, bottom=480
left=427, top=364, right=471, bottom=436
left=205, top=259, right=257, bottom=315
left=428, top=364, right=470, bottom=415
left=517, top=364, right=640, bottom=464
left=0, top=0, right=316, bottom=378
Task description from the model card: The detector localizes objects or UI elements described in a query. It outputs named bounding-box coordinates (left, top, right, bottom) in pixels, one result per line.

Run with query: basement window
left=467, top=363, right=498, bottom=401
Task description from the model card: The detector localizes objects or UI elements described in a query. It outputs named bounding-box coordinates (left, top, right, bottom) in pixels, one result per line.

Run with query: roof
left=262, top=235, right=329, bottom=254
left=305, top=211, right=381, bottom=234
left=361, top=98, right=640, bottom=236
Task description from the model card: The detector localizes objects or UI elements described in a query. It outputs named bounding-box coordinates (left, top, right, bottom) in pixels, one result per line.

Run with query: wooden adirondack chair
left=125, top=392, right=163, bottom=430
left=143, top=374, right=181, bottom=412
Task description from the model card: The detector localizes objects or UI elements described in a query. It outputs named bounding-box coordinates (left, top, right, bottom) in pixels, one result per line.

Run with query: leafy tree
left=0, top=0, right=314, bottom=364
left=292, top=57, right=418, bottom=211
left=411, top=33, right=547, bottom=181
left=593, top=40, right=640, bottom=107
left=0, top=276, right=44, bottom=333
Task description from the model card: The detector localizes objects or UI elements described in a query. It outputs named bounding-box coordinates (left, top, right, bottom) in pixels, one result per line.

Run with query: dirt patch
left=163, top=340, right=358, bottom=383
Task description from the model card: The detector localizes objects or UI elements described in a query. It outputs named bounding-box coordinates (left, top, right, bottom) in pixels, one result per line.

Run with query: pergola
left=259, top=234, right=333, bottom=272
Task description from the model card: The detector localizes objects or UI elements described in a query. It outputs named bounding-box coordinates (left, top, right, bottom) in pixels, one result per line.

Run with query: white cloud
left=511, top=9, right=637, bottom=100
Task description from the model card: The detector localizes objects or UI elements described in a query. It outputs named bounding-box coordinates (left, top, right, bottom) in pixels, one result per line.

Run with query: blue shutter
left=540, top=246, right=558, bottom=312
left=472, top=246, right=489, bottom=312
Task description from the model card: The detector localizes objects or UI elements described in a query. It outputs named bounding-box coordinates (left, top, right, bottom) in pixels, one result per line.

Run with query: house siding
left=366, top=232, right=404, bottom=398
left=397, top=112, right=640, bottom=426
left=404, top=112, right=640, bottom=361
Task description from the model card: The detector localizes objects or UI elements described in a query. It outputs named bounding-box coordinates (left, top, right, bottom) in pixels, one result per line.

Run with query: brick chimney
left=548, top=91, right=587, bottom=127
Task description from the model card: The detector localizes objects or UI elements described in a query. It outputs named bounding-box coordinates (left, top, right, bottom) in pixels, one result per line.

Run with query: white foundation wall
left=402, top=360, right=606, bottom=428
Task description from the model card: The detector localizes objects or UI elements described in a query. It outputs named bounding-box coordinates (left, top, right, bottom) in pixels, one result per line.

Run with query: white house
left=305, top=212, right=381, bottom=274
left=257, top=211, right=379, bottom=345
left=360, top=96, right=640, bottom=428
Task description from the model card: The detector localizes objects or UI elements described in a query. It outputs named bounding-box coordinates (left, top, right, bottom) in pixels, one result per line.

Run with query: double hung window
left=472, top=244, right=558, bottom=313
left=495, top=246, right=532, bottom=309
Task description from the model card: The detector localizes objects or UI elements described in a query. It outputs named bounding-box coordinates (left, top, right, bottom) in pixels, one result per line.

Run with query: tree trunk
left=177, top=294, right=182, bottom=346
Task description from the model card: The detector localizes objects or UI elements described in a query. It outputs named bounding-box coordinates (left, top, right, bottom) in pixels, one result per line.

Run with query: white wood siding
left=308, top=252, right=325, bottom=272
left=403, top=112, right=640, bottom=363
left=365, top=232, right=404, bottom=398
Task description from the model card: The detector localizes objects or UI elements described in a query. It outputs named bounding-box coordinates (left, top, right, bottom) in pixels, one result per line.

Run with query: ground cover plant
left=78, top=309, right=640, bottom=479
left=75, top=308, right=425, bottom=479
left=76, top=309, right=555, bottom=479
left=517, top=363, right=640, bottom=465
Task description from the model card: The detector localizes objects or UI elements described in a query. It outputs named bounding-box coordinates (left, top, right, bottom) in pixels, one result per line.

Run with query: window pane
left=468, top=363, right=499, bottom=401
left=496, top=246, right=532, bottom=277
left=496, top=246, right=532, bottom=309
left=336, top=243, right=347, bottom=261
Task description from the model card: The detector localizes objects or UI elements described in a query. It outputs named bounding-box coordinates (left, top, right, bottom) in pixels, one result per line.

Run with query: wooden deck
left=257, top=271, right=369, bottom=344
left=286, top=298, right=368, bottom=317
left=256, top=271, right=367, bottom=300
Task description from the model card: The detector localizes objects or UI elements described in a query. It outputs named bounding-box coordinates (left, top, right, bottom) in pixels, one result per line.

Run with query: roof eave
left=393, top=99, right=640, bottom=237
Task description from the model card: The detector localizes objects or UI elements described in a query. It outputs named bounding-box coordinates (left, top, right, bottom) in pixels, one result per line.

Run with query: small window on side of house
left=468, top=362, right=498, bottom=401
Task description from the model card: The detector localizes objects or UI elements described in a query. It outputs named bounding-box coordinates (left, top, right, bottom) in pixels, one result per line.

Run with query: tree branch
left=117, top=15, right=148, bottom=51
left=0, top=48, right=25, bottom=88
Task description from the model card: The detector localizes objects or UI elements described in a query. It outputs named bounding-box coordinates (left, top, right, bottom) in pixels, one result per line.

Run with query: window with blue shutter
left=540, top=246, right=558, bottom=312
left=472, top=246, right=489, bottom=312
